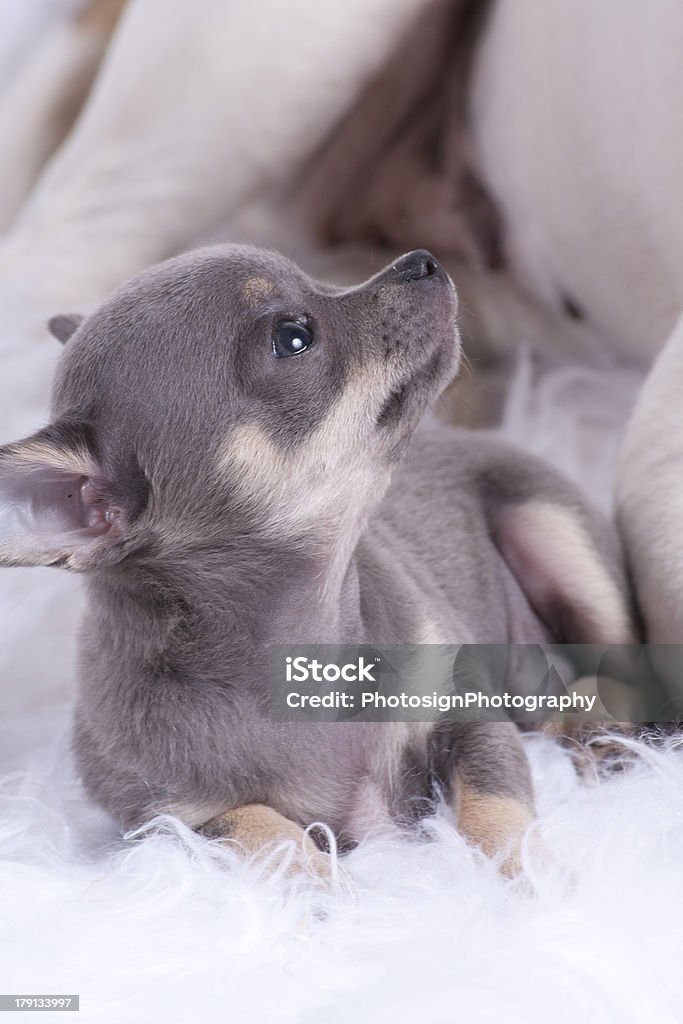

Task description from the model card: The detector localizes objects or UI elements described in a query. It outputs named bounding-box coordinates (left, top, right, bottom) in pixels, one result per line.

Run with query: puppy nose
left=393, top=249, right=442, bottom=282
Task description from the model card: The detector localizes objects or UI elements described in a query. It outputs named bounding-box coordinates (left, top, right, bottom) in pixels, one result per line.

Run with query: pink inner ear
left=0, top=460, right=123, bottom=568
left=19, top=471, right=111, bottom=540
left=80, top=480, right=123, bottom=534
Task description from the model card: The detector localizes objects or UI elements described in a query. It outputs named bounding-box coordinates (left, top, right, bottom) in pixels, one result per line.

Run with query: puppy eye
left=272, top=320, right=313, bottom=358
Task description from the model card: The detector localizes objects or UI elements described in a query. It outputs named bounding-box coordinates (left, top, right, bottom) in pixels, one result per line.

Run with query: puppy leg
left=437, top=722, right=535, bottom=876
left=478, top=441, right=638, bottom=645
left=455, top=784, right=535, bottom=877
left=200, top=804, right=330, bottom=881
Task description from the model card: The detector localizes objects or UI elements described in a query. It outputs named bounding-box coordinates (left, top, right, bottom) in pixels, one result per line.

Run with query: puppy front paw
left=200, top=803, right=333, bottom=883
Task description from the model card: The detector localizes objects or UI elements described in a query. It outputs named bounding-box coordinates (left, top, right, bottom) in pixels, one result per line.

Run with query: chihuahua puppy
left=0, top=246, right=635, bottom=873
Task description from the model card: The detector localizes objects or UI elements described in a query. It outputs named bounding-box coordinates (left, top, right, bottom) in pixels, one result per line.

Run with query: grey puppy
left=0, top=246, right=635, bottom=874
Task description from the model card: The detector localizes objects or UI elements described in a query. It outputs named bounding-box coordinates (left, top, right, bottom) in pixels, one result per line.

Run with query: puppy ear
left=0, top=425, right=125, bottom=571
left=493, top=500, right=637, bottom=644
left=47, top=314, right=84, bottom=344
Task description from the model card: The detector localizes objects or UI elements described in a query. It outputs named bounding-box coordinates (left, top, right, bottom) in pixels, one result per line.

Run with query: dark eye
left=272, top=319, right=313, bottom=358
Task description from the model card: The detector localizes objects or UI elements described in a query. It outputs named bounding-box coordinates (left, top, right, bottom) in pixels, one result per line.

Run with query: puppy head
left=0, top=245, right=459, bottom=570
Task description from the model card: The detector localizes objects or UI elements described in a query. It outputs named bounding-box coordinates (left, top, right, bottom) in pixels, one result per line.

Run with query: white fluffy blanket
left=4, top=329, right=679, bottom=1023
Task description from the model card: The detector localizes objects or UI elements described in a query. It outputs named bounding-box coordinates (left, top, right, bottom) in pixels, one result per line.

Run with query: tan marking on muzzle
left=217, top=369, right=393, bottom=535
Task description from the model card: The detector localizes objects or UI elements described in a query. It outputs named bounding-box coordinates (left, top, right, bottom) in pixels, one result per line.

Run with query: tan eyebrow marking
left=243, top=277, right=278, bottom=305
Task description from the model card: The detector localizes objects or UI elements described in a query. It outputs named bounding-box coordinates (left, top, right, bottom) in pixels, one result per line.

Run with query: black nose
left=393, top=249, right=442, bottom=282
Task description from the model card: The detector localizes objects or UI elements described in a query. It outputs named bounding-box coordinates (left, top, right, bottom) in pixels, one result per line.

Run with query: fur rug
left=3, top=706, right=683, bottom=1023
left=4, top=328, right=677, bottom=1023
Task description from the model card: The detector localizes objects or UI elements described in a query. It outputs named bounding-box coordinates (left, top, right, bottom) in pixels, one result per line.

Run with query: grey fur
left=0, top=245, right=635, bottom=849
left=48, top=313, right=84, bottom=344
